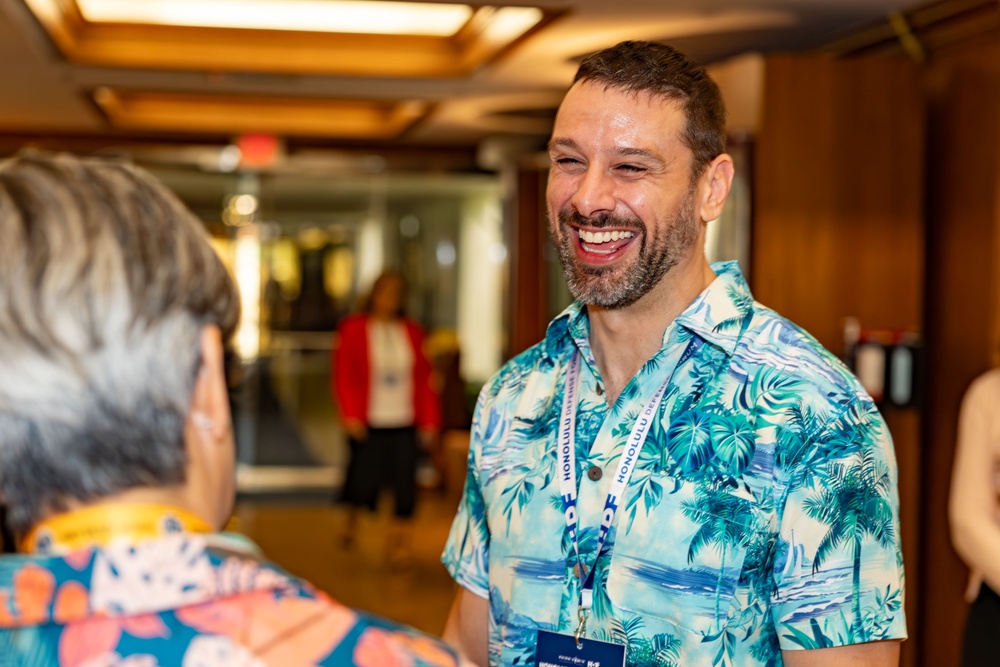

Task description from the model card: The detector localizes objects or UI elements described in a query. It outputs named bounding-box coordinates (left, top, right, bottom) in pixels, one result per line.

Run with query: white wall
left=457, top=191, right=505, bottom=383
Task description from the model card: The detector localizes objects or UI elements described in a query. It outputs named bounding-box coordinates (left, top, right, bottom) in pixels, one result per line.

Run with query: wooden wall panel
left=753, top=55, right=925, bottom=355
left=921, top=32, right=1000, bottom=667
left=753, top=54, right=924, bottom=667
left=506, top=165, right=549, bottom=358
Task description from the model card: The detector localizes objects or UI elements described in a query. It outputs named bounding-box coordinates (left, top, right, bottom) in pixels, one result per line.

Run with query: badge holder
left=536, top=626, right=625, bottom=667
left=536, top=575, right=625, bottom=666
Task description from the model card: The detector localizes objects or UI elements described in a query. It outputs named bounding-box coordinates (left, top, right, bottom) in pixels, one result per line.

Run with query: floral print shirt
left=0, top=532, right=460, bottom=666
left=443, top=261, right=907, bottom=667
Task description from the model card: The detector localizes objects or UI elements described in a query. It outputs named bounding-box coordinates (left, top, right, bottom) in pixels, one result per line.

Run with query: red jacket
left=333, top=314, right=441, bottom=430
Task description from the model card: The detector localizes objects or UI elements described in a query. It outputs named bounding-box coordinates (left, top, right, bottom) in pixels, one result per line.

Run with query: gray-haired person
left=0, top=153, right=469, bottom=666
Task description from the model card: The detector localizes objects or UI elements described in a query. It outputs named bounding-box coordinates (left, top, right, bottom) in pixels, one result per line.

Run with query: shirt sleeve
left=441, top=390, right=490, bottom=599
left=950, top=371, right=1000, bottom=594
left=771, top=398, right=907, bottom=650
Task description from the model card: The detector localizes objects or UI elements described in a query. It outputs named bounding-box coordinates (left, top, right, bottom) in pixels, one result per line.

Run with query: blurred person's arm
left=409, top=319, right=442, bottom=437
left=418, top=426, right=439, bottom=451
left=782, top=641, right=900, bottom=667
left=443, top=586, right=489, bottom=667
left=342, top=418, right=368, bottom=441
left=333, top=317, right=369, bottom=440
left=950, top=371, right=1000, bottom=594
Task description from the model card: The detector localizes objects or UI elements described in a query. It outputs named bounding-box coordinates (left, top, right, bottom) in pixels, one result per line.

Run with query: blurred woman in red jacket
left=333, top=270, right=441, bottom=564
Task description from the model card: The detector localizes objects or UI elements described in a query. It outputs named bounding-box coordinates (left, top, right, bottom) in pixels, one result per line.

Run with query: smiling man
left=441, top=41, right=906, bottom=667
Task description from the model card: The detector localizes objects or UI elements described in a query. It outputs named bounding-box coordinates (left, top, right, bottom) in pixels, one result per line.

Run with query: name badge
left=535, top=630, right=625, bottom=667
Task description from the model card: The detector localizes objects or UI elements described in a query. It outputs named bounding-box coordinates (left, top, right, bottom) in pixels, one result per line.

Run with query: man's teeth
left=580, top=230, right=635, bottom=244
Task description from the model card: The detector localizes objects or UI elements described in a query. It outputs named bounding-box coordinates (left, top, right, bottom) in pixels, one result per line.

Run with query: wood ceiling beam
left=92, top=89, right=431, bottom=139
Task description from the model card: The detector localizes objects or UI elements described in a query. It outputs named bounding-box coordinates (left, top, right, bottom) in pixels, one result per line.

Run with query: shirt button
left=587, top=465, right=603, bottom=481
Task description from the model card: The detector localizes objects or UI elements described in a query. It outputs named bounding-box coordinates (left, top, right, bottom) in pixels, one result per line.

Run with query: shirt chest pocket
left=606, top=474, right=755, bottom=638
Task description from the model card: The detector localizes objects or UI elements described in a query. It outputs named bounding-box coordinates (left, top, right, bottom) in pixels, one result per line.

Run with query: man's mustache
left=558, top=208, right=644, bottom=233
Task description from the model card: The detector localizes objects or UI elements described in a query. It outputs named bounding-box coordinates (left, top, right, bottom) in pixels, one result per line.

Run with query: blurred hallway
left=228, top=306, right=471, bottom=638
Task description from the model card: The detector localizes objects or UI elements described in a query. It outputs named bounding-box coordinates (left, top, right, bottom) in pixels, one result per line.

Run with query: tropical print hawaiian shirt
left=0, top=532, right=460, bottom=666
left=443, top=261, right=907, bottom=667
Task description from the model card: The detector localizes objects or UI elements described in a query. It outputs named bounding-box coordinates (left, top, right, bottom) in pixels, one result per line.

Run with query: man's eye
left=554, top=157, right=582, bottom=166
left=616, top=164, right=646, bottom=173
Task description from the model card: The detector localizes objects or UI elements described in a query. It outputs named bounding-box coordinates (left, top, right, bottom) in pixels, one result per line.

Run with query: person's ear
left=187, top=325, right=232, bottom=444
left=698, top=153, right=735, bottom=223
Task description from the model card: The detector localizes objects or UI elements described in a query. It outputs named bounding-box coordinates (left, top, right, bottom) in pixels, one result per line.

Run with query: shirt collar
left=545, top=260, right=753, bottom=359
left=0, top=533, right=284, bottom=628
left=675, top=260, right=754, bottom=355
left=544, top=300, right=595, bottom=367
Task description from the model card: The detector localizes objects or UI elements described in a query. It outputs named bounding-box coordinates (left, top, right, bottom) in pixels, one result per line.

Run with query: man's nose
left=569, top=167, right=615, bottom=218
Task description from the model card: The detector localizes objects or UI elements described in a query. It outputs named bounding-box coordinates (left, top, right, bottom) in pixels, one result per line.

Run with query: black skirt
left=962, top=583, right=1000, bottom=667
left=340, top=426, right=419, bottom=518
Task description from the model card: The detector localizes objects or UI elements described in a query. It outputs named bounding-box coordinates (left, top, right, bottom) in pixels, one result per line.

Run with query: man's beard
left=551, top=192, right=698, bottom=309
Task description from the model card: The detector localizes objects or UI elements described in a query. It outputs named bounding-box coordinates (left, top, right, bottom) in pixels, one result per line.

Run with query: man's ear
left=698, top=153, right=735, bottom=223
left=187, top=325, right=231, bottom=443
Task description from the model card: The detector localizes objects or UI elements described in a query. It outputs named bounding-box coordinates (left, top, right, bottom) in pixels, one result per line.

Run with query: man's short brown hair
left=574, top=40, right=727, bottom=177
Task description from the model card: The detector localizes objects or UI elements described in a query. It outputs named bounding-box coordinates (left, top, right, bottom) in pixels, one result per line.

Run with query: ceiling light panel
left=24, top=0, right=561, bottom=78
left=77, top=0, right=474, bottom=37
left=482, top=7, right=544, bottom=45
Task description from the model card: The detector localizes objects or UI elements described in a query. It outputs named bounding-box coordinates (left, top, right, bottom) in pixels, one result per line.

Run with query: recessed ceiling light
left=76, top=0, right=475, bottom=37
left=481, top=7, right=544, bottom=45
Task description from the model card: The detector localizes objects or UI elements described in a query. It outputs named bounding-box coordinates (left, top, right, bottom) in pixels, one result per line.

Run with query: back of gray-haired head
left=0, top=153, right=239, bottom=534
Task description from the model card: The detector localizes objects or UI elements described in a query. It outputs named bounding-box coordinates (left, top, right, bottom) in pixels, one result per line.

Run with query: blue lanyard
left=558, top=340, right=698, bottom=640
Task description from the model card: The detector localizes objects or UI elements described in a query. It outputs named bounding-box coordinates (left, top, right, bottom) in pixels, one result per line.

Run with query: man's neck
left=588, top=257, right=716, bottom=405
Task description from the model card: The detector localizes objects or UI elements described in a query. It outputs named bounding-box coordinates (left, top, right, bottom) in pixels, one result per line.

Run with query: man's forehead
left=550, top=83, right=687, bottom=154
left=561, top=79, right=685, bottom=110
left=553, top=82, right=686, bottom=133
